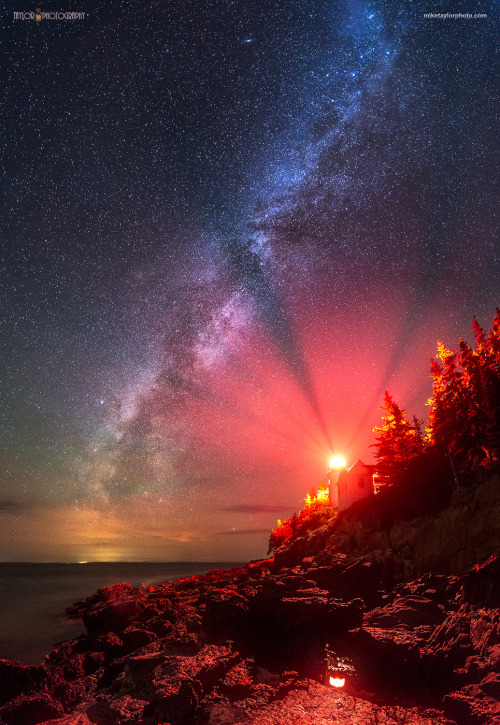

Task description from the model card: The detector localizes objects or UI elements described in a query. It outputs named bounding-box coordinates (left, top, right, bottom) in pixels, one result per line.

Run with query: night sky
left=1, top=0, right=498, bottom=562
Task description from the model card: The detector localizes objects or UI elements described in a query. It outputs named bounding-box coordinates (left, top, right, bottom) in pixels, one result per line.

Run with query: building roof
left=346, top=459, right=372, bottom=474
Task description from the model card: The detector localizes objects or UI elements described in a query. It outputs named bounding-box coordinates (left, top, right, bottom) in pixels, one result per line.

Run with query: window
left=358, top=476, right=365, bottom=488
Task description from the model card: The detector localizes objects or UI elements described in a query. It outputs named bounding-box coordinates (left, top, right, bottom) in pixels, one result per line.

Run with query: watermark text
left=423, top=12, right=487, bottom=19
left=14, top=10, right=86, bottom=20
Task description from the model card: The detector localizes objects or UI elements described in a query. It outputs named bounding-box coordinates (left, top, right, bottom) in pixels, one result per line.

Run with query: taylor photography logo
left=13, top=7, right=87, bottom=20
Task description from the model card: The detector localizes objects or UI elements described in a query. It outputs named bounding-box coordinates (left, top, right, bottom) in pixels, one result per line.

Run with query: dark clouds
left=221, top=505, right=297, bottom=515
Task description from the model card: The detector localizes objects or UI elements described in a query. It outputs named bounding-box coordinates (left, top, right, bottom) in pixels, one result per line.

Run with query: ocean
left=0, top=561, right=240, bottom=665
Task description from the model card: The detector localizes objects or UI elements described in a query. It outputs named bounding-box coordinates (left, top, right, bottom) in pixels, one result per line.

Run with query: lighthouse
left=327, top=456, right=347, bottom=509
left=328, top=457, right=374, bottom=511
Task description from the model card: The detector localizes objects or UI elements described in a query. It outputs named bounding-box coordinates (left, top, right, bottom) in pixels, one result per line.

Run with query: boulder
left=151, top=678, right=200, bottom=722
left=161, top=632, right=200, bottom=656
left=37, top=715, right=92, bottom=725
left=122, top=652, right=166, bottom=690
left=308, top=560, right=384, bottom=605
left=461, top=555, right=500, bottom=608
left=0, top=661, right=47, bottom=707
left=107, top=695, right=150, bottom=724
left=91, top=632, right=124, bottom=656
left=347, top=625, right=426, bottom=696
left=423, top=605, right=499, bottom=685
left=230, top=678, right=455, bottom=725
left=363, top=595, right=445, bottom=629
left=220, top=659, right=259, bottom=698
left=82, top=596, right=147, bottom=635
left=151, top=644, right=241, bottom=692
left=120, top=626, right=159, bottom=655
left=83, top=650, right=105, bottom=675
left=443, top=672, right=500, bottom=724
left=84, top=695, right=150, bottom=725
left=0, top=692, right=64, bottom=725
left=201, top=589, right=249, bottom=642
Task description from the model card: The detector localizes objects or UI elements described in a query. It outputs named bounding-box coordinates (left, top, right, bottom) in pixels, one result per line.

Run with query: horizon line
left=0, top=559, right=247, bottom=565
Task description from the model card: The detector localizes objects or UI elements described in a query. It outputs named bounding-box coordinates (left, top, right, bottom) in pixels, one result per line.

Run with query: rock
left=251, top=586, right=361, bottom=640
left=3, top=541, right=497, bottom=725
left=363, top=595, right=445, bottom=629
left=107, top=695, right=150, bottom=723
left=347, top=626, right=426, bottom=697
left=151, top=678, right=200, bottom=721
left=37, top=715, right=92, bottom=725
left=151, top=644, right=241, bottom=692
left=279, top=575, right=319, bottom=590
left=185, top=612, right=203, bottom=633
left=423, top=605, right=499, bottom=686
left=273, top=520, right=336, bottom=570
left=122, top=652, right=166, bottom=690
left=83, top=650, right=105, bottom=675
left=0, top=692, right=64, bottom=725
left=50, top=678, right=87, bottom=713
left=61, top=651, right=85, bottom=682
left=82, top=701, right=116, bottom=725
left=206, top=678, right=456, bottom=725
left=146, top=616, right=173, bottom=638
left=84, top=695, right=150, bottom=725
left=92, top=632, right=124, bottom=656
left=324, top=475, right=500, bottom=582
left=0, top=661, right=48, bottom=707
left=201, top=589, right=249, bottom=642
left=275, top=594, right=330, bottom=630
left=392, top=573, right=460, bottom=605
left=308, top=560, right=384, bottom=605
left=82, top=594, right=147, bottom=635
left=220, top=659, right=259, bottom=698
left=461, top=554, right=500, bottom=608
left=120, top=626, right=159, bottom=655
left=443, top=672, right=500, bottom=724
left=161, top=632, right=200, bottom=655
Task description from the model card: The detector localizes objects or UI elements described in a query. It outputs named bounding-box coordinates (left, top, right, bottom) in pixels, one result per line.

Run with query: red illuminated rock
left=0, top=660, right=48, bottom=707
left=443, top=672, right=500, bottom=724
left=200, top=588, right=250, bottom=642
left=461, top=554, right=500, bottom=609
left=363, top=595, right=445, bottom=628
left=239, top=679, right=456, bottom=725
left=0, top=692, right=64, bottom=725
left=0, top=552, right=498, bottom=725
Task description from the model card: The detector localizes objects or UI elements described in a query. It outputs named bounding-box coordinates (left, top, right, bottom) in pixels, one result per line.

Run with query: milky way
left=1, top=0, right=498, bottom=561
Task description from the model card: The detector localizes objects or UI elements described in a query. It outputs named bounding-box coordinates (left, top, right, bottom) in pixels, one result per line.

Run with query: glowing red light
left=329, top=676, right=346, bottom=688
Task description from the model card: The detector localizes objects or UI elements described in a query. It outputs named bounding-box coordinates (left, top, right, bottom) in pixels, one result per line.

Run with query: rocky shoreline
left=0, top=549, right=498, bottom=724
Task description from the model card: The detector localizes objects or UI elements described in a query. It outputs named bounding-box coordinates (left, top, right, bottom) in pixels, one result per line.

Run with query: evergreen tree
left=426, top=342, right=474, bottom=466
left=371, top=391, right=424, bottom=484
left=426, top=311, right=500, bottom=470
left=474, top=309, right=500, bottom=465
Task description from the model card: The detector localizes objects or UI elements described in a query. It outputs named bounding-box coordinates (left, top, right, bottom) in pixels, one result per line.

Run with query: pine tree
left=426, top=312, right=500, bottom=470
left=372, top=391, right=424, bottom=484
left=426, top=342, right=473, bottom=465
left=476, top=309, right=500, bottom=465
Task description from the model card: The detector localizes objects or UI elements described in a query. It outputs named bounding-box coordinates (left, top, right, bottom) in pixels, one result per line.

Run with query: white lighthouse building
left=327, top=459, right=374, bottom=511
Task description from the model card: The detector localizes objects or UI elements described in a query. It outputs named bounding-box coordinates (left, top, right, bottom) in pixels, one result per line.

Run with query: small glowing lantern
left=329, top=675, right=346, bottom=688
left=325, top=644, right=354, bottom=691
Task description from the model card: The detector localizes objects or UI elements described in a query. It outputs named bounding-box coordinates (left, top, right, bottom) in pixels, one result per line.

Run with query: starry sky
left=1, top=0, right=498, bottom=562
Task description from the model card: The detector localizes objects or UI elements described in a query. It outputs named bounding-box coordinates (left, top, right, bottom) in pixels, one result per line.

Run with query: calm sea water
left=0, top=562, right=239, bottom=665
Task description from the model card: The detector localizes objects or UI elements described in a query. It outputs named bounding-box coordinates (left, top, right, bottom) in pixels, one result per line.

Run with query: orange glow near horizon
left=329, top=676, right=346, bottom=688
left=329, top=455, right=346, bottom=469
